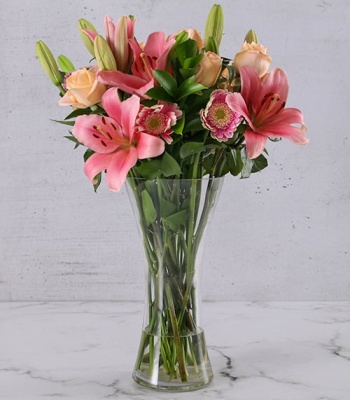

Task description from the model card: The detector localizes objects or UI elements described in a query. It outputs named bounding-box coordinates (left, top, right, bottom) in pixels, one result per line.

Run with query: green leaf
left=136, top=159, right=162, bottom=180
left=64, top=134, right=81, bottom=149
left=53, top=119, right=75, bottom=126
left=153, top=70, right=178, bottom=96
left=161, top=152, right=182, bottom=177
left=176, top=76, right=207, bottom=100
left=251, top=153, right=268, bottom=173
left=141, top=189, right=157, bottom=226
left=178, top=67, right=198, bottom=80
left=183, top=116, right=205, bottom=132
left=64, top=108, right=92, bottom=120
left=172, top=114, right=185, bottom=135
left=145, top=86, right=175, bottom=102
left=176, top=39, right=199, bottom=67
left=163, top=209, right=187, bottom=231
left=83, top=148, right=94, bottom=162
left=180, top=142, right=206, bottom=159
left=160, top=198, right=178, bottom=218
left=227, top=149, right=244, bottom=176
left=202, top=153, right=215, bottom=175
left=167, top=30, right=189, bottom=62
left=183, top=53, right=204, bottom=69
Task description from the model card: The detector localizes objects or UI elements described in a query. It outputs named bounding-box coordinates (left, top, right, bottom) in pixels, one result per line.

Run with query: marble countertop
left=0, top=301, right=349, bottom=400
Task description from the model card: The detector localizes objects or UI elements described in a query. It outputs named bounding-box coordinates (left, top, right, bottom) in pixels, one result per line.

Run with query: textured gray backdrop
left=1, top=0, right=349, bottom=300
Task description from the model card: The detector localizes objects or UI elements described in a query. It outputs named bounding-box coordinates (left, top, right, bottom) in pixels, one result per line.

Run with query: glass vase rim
left=126, top=176, right=225, bottom=183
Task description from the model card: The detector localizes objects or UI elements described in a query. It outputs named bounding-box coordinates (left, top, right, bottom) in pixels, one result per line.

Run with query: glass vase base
left=132, top=329, right=214, bottom=391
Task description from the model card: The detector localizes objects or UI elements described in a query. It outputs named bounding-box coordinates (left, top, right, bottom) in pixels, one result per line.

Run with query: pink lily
left=72, top=88, right=165, bottom=191
left=227, top=66, right=308, bottom=159
left=82, top=16, right=135, bottom=73
left=97, top=31, right=175, bottom=98
left=104, top=15, right=136, bottom=72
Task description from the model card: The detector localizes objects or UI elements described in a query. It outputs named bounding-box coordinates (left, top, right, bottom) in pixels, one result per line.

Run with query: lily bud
left=78, top=18, right=98, bottom=57
left=204, top=4, right=224, bottom=53
left=35, top=40, right=63, bottom=87
left=244, top=29, right=258, bottom=44
left=114, top=16, right=130, bottom=73
left=57, top=55, right=75, bottom=73
left=94, top=35, right=117, bottom=71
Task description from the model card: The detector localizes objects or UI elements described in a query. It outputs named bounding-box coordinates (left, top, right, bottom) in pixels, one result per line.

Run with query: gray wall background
left=1, top=0, right=349, bottom=301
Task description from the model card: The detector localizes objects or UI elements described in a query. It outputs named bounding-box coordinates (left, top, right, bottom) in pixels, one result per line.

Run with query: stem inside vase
left=127, top=177, right=224, bottom=391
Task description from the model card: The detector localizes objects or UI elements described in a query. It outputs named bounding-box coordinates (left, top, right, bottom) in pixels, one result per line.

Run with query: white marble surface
left=0, top=302, right=349, bottom=399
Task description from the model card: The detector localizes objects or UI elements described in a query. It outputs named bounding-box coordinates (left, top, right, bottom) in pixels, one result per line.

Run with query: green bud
left=35, top=40, right=63, bottom=87
left=204, top=4, right=224, bottom=53
left=78, top=18, right=98, bottom=57
left=94, top=35, right=117, bottom=71
left=57, top=55, right=75, bottom=73
left=244, top=29, right=258, bottom=44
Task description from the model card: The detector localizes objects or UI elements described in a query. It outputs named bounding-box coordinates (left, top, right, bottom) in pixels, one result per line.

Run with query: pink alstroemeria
left=98, top=32, right=175, bottom=98
left=227, top=65, right=308, bottom=159
left=72, top=88, right=165, bottom=191
left=200, top=90, right=243, bottom=142
left=136, top=102, right=182, bottom=144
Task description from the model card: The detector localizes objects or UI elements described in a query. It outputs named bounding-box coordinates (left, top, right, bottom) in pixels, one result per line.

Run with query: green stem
left=178, top=152, right=201, bottom=328
left=165, top=283, right=187, bottom=382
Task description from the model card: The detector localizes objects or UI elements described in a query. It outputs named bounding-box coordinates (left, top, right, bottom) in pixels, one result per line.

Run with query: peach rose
left=195, top=51, right=222, bottom=87
left=233, top=41, right=271, bottom=78
left=59, top=65, right=107, bottom=109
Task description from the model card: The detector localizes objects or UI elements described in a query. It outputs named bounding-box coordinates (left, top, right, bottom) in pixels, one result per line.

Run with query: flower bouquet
left=36, top=4, right=308, bottom=391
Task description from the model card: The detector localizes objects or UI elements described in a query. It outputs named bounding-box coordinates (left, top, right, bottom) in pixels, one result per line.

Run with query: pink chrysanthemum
left=136, top=102, right=182, bottom=144
left=200, top=89, right=243, bottom=142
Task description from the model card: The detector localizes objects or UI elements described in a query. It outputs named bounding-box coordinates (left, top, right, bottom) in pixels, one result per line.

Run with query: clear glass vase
left=126, top=177, right=224, bottom=391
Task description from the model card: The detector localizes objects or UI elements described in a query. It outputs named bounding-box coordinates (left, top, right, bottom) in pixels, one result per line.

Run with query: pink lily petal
left=84, top=152, right=112, bottom=182
left=259, top=123, right=309, bottom=144
left=265, top=107, right=305, bottom=125
left=98, top=70, right=147, bottom=88
left=128, top=39, right=143, bottom=65
left=101, top=88, right=122, bottom=123
left=244, top=131, right=268, bottom=159
left=73, top=115, right=121, bottom=153
left=155, top=38, right=176, bottom=71
left=104, top=16, right=115, bottom=51
left=238, top=65, right=262, bottom=112
left=144, top=32, right=167, bottom=58
left=136, top=132, right=165, bottom=159
left=119, top=95, right=140, bottom=141
left=74, top=87, right=165, bottom=191
left=97, top=70, right=153, bottom=98
left=105, top=147, right=138, bottom=191
left=261, top=67, right=289, bottom=103
left=229, top=65, right=308, bottom=159
left=83, top=29, right=98, bottom=42
left=102, top=90, right=141, bottom=142
left=227, top=92, right=256, bottom=133
left=259, top=108, right=308, bottom=144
